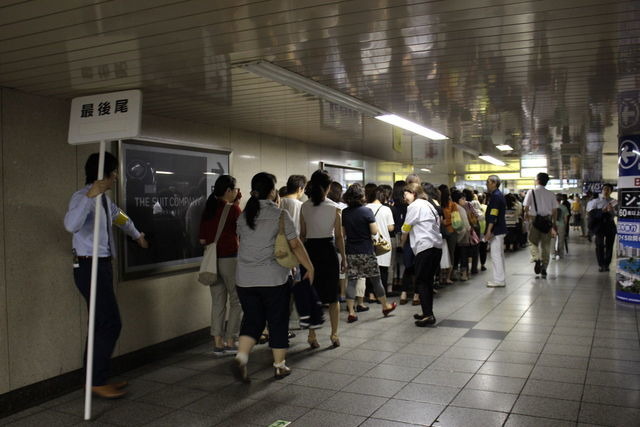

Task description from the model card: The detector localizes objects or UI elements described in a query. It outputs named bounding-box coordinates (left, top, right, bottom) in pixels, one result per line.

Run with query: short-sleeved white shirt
left=301, top=198, right=338, bottom=239
left=402, top=199, right=443, bottom=255
left=366, top=203, right=394, bottom=267
left=523, top=185, right=558, bottom=216
left=280, top=197, right=302, bottom=234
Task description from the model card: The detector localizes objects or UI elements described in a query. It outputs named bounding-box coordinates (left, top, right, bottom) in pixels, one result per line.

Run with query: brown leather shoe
left=110, top=380, right=129, bottom=390
left=91, top=384, right=127, bottom=399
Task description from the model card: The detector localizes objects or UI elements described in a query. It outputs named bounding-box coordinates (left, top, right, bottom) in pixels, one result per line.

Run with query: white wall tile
left=2, top=90, right=83, bottom=389
left=116, top=274, right=210, bottom=354
left=259, top=134, right=287, bottom=186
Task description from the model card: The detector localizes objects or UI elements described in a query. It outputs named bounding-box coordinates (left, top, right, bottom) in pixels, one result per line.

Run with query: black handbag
left=531, top=191, right=553, bottom=233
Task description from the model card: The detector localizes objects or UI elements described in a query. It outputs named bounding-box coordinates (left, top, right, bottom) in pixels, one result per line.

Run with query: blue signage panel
left=617, top=134, right=640, bottom=303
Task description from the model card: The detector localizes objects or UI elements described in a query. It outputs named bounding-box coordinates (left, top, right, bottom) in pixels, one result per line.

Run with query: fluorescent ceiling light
left=203, top=172, right=219, bottom=175
left=496, top=144, right=514, bottom=151
left=376, top=114, right=448, bottom=140
left=420, top=168, right=431, bottom=172
left=238, top=61, right=448, bottom=140
left=478, top=155, right=506, bottom=166
left=155, top=171, right=174, bottom=175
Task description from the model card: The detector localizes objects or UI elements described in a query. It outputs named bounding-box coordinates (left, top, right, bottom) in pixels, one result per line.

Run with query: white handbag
left=440, top=239, right=451, bottom=269
left=198, top=203, right=231, bottom=286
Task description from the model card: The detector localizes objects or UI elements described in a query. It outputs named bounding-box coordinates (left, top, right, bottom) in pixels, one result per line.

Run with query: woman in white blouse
left=300, top=170, right=347, bottom=348
left=401, top=183, right=443, bottom=327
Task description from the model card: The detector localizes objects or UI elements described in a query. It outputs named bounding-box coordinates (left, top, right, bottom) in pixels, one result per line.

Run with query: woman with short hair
left=401, top=183, right=443, bottom=326
left=342, top=183, right=397, bottom=323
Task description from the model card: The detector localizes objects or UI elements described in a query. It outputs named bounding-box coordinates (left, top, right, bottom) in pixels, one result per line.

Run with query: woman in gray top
left=231, top=172, right=315, bottom=383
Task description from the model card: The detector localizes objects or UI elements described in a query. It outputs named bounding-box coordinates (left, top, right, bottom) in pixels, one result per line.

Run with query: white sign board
left=68, top=89, right=142, bottom=145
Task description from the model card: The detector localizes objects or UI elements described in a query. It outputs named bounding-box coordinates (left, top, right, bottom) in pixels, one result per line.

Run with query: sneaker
left=212, top=347, right=226, bottom=356
left=534, top=260, right=542, bottom=275
left=486, top=281, right=506, bottom=288
left=415, top=315, right=436, bottom=327
left=224, top=345, right=238, bottom=355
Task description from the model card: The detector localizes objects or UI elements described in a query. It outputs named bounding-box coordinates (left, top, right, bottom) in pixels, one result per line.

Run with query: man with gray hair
left=484, top=175, right=507, bottom=287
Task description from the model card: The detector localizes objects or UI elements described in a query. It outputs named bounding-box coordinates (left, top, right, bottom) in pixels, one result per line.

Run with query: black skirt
left=301, top=238, right=340, bottom=304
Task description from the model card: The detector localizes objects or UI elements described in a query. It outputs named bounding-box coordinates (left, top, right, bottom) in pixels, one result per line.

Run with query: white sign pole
left=84, top=141, right=106, bottom=421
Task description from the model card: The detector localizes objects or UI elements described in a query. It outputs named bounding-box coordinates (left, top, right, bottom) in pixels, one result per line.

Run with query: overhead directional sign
left=619, top=90, right=640, bottom=134
left=619, top=137, right=640, bottom=176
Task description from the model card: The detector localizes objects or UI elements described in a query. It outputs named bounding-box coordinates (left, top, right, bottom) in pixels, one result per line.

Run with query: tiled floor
left=3, top=238, right=640, bottom=426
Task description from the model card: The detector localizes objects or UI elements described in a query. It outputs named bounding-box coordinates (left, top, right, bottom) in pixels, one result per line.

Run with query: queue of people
left=66, top=153, right=616, bottom=392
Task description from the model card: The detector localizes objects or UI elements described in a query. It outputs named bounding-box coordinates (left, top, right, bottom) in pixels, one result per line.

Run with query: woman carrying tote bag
left=199, top=175, right=242, bottom=356
left=231, top=172, right=314, bottom=383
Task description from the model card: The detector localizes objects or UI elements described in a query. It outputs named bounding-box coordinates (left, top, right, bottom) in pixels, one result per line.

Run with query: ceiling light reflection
left=478, top=155, right=506, bottom=166
left=375, top=114, right=448, bottom=140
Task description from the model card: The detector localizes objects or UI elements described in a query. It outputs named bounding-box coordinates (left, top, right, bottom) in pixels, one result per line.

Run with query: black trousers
left=291, top=277, right=324, bottom=325
left=595, top=223, right=617, bottom=268
left=454, top=245, right=471, bottom=272
left=478, top=241, right=488, bottom=266
left=415, top=248, right=442, bottom=316
left=74, top=258, right=121, bottom=387
left=237, top=283, right=291, bottom=348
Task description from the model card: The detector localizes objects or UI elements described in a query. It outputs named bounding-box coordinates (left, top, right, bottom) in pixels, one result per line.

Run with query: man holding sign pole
left=64, top=152, right=148, bottom=399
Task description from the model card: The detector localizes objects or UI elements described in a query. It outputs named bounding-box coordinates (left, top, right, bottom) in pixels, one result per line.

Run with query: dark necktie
left=101, top=194, right=112, bottom=255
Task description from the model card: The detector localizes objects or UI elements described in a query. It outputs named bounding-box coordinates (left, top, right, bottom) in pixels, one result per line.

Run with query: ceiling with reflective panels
left=1, top=0, right=639, bottom=183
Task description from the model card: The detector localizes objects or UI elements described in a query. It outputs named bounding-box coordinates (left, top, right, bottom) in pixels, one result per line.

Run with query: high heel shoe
left=274, top=364, right=291, bottom=379
left=330, top=334, right=340, bottom=348
left=308, top=337, right=320, bottom=349
left=382, top=302, right=397, bottom=317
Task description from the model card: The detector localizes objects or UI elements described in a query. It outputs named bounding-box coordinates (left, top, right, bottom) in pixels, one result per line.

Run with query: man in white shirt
left=523, top=173, right=558, bottom=279
left=586, top=183, right=617, bottom=272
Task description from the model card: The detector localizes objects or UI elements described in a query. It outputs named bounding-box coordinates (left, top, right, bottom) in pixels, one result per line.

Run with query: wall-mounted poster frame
left=117, top=138, right=231, bottom=280
left=320, top=162, right=365, bottom=188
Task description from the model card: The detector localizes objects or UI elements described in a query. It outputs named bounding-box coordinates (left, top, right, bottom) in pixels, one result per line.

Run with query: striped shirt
left=236, top=200, right=297, bottom=287
left=64, top=185, right=141, bottom=257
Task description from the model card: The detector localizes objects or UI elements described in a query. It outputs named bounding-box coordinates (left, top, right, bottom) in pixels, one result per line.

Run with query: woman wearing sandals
left=342, top=183, right=397, bottom=322
left=401, top=183, right=443, bottom=327
left=300, top=170, right=346, bottom=348
left=231, top=172, right=315, bottom=383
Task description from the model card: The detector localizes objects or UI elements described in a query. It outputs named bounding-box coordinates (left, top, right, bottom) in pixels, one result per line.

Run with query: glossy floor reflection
left=3, top=238, right=639, bottom=426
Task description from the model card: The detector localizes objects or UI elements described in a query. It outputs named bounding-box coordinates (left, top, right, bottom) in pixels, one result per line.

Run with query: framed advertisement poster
left=117, top=139, right=230, bottom=279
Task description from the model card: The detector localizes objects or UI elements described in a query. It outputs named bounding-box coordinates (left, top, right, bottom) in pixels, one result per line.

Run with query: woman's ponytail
left=245, top=172, right=276, bottom=229
left=306, top=169, right=332, bottom=206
